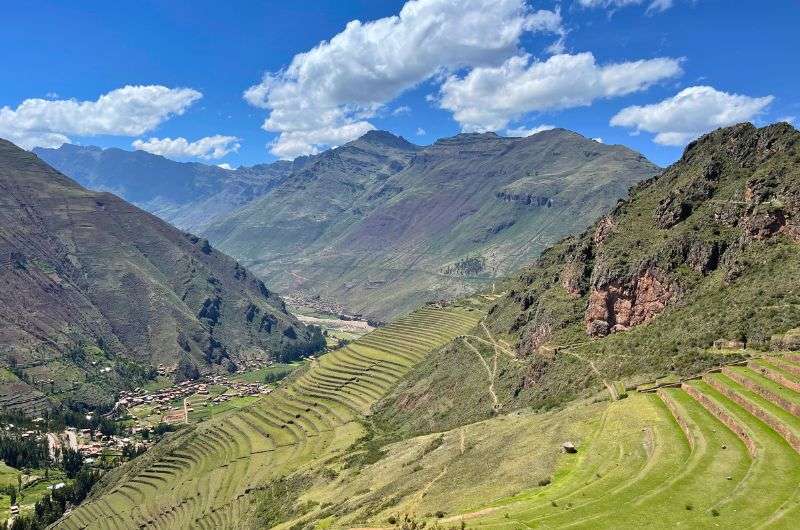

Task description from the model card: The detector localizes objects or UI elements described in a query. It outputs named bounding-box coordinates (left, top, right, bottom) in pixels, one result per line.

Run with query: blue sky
left=0, top=0, right=797, bottom=168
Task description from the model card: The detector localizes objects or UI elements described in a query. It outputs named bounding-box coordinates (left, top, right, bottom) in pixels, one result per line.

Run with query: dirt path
left=461, top=336, right=501, bottom=411
left=562, top=350, right=618, bottom=400
left=480, top=322, right=518, bottom=360
left=408, top=466, right=449, bottom=512
left=46, top=433, right=61, bottom=459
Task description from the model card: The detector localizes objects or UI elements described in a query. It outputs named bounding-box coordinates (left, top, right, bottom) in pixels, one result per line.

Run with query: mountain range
left=0, top=139, right=321, bottom=413
left=375, top=121, right=800, bottom=436
left=33, top=143, right=303, bottom=232
left=49, top=122, right=800, bottom=529
left=39, top=129, right=661, bottom=320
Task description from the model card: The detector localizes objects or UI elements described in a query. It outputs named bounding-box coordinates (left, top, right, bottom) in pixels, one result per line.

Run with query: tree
left=61, top=448, right=84, bottom=478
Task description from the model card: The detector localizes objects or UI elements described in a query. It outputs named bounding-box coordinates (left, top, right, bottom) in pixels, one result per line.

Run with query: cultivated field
left=451, top=355, right=800, bottom=529
left=53, top=301, right=485, bottom=529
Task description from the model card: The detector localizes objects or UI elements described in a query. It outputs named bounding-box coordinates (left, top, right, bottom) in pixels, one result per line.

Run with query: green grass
left=188, top=396, right=259, bottom=423
left=0, top=460, right=20, bottom=487
left=317, top=360, right=800, bottom=530
left=54, top=288, right=800, bottom=529
left=231, top=362, right=303, bottom=384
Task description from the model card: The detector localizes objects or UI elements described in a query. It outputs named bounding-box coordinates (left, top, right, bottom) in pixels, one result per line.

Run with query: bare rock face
left=593, top=216, right=615, bottom=245
left=653, top=159, right=721, bottom=229
left=585, top=269, right=674, bottom=337
left=518, top=321, right=554, bottom=356
left=742, top=209, right=787, bottom=239
left=560, top=262, right=584, bottom=298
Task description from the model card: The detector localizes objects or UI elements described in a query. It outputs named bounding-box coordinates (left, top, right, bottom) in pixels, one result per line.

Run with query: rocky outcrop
left=496, top=191, right=554, bottom=207
left=585, top=268, right=674, bottom=337
left=654, top=159, right=721, bottom=229
left=593, top=216, right=615, bottom=245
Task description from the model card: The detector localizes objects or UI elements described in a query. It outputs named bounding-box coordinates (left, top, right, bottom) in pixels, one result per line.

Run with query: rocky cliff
left=0, top=139, right=320, bottom=412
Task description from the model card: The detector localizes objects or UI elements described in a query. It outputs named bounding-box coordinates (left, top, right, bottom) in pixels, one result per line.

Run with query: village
left=119, top=371, right=274, bottom=425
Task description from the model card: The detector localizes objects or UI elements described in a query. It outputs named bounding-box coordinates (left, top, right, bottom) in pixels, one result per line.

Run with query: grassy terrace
left=53, top=301, right=485, bottom=529
left=444, top=355, right=800, bottom=529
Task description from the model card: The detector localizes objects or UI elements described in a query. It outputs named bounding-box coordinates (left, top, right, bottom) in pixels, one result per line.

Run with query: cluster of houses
left=114, top=374, right=273, bottom=426
left=60, top=426, right=150, bottom=458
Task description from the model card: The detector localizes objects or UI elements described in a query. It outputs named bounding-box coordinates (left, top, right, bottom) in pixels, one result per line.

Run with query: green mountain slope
left=0, top=139, right=320, bottom=413
left=376, top=122, right=800, bottom=436
left=206, top=129, right=659, bottom=320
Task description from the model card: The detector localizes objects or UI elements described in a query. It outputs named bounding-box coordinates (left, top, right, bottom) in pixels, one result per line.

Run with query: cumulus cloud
left=132, top=135, right=240, bottom=160
left=416, top=127, right=427, bottom=136
left=610, top=86, right=774, bottom=145
left=217, top=163, right=234, bottom=170
left=243, top=0, right=564, bottom=158
left=0, top=85, right=201, bottom=149
left=439, top=52, right=682, bottom=132
left=505, top=124, right=556, bottom=137
left=578, top=0, right=675, bottom=13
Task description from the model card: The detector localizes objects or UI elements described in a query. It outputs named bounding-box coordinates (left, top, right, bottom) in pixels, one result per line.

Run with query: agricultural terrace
left=53, top=300, right=485, bottom=529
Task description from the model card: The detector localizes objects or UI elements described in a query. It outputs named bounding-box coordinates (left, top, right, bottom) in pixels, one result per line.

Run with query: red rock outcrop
left=560, top=262, right=583, bottom=298
left=593, top=216, right=615, bottom=245
left=585, top=268, right=674, bottom=337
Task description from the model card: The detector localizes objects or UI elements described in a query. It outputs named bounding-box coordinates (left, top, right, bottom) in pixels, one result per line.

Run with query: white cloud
left=132, top=135, right=240, bottom=160
left=578, top=0, right=675, bottom=13
left=243, top=0, right=564, bottom=158
left=392, top=105, right=412, bottom=116
left=0, top=85, right=201, bottom=149
left=505, top=124, right=556, bottom=137
left=267, top=121, right=376, bottom=159
left=416, top=127, right=427, bottom=136
left=217, top=163, right=234, bottom=170
left=593, top=137, right=604, bottom=143
left=439, top=52, right=682, bottom=132
left=778, top=116, right=796, bottom=125
left=610, top=86, right=774, bottom=145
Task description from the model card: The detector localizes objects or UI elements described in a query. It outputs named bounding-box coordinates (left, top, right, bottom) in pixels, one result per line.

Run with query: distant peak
left=353, top=130, right=418, bottom=150
left=35, top=143, right=102, bottom=154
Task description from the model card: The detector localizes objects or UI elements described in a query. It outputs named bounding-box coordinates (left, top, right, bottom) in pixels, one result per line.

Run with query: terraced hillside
left=53, top=301, right=484, bottom=529
left=437, top=354, right=800, bottom=529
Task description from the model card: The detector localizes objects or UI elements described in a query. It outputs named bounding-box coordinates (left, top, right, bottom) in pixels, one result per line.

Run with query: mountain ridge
left=0, top=138, right=321, bottom=412
left=35, top=128, right=661, bottom=320
left=205, top=127, right=660, bottom=320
